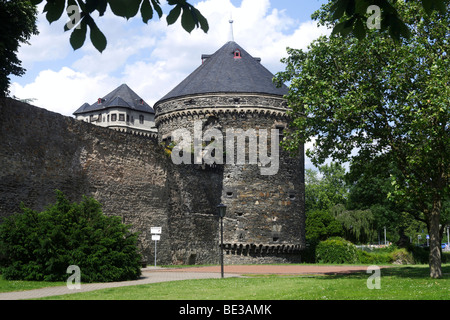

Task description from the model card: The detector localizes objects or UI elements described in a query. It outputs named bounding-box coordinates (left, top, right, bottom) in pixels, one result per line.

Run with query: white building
left=73, top=84, right=156, bottom=135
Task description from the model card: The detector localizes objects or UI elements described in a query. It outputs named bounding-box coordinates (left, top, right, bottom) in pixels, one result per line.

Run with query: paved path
left=162, top=265, right=374, bottom=275
left=0, top=265, right=372, bottom=300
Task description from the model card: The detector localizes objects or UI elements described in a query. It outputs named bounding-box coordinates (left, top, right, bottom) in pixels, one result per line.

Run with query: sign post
left=151, top=227, right=162, bottom=267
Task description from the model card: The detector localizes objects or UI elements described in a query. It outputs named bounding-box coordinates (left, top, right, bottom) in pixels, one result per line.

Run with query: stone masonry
left=0, top=42, right=306, bottom=265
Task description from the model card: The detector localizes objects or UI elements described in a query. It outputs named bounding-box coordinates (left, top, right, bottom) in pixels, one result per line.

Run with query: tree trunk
left=428, top=197, right=442, bottom=279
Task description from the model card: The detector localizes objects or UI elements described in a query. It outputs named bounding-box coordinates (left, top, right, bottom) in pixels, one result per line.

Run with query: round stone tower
left=154, top=41, right=305, bottom=264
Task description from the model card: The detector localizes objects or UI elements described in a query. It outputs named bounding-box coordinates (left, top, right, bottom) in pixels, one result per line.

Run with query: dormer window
left=234, top=49, right=241, bottom=59
left=97, top=98, right=103, bottom=104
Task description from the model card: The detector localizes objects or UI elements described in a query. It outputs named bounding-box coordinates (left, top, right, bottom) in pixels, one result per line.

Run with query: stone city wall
left=0, top=96, right=305, bottom=265
left=0, top=98, right=222, bottom=265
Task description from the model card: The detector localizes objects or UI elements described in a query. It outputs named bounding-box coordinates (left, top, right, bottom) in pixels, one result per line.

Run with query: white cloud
left=16, top=9, right=72, bottom=71
left=10, top=67, right=117, bottom=116
left=11, top=0, right=330, bottom=118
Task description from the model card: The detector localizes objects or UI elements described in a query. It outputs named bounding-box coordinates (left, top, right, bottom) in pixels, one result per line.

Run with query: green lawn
left=0, top=277, right=66, bottom=293
left=24, top=264, right=449, bottom=300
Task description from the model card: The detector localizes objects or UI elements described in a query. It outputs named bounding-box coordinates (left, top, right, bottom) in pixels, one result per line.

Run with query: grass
left=6, top=264, right=444, bottom=300
left=0, top=277, right=66, bottom=293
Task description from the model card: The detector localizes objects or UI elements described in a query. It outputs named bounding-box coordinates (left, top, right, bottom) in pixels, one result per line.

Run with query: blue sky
left=11, top=0, right=330, bottom=116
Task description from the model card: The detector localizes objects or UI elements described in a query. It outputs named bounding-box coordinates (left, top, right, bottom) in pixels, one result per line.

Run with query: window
left=139, top=115, right=144, bottom=124
left=119, top=114, right=125, bottom=121
left=98, top=113, right=102, bottom=123
left=107, top=115, right=110, bottom=122
left=275, top=125, right=285, bottom=140
left=111, top=114, right=117, bottom=121
left=126, top=114, right=130, bottom=123
left=234, top=49, right=241, bottom=59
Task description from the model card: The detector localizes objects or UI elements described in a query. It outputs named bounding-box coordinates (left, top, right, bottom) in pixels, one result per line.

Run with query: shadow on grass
left=319, top=264, right=450, bottom=280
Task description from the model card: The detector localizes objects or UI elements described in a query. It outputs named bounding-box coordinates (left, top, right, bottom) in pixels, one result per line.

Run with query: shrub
left=356, top=249, right=391, bottom=264
left=315, top=237, right=358, bottom=264
left=0, top=190, right=142, bottom=282
left=407, top=246, right=429, bottom=264
left=406, top=246, right=450, bottom=264
left=389, top=248, right=414, bottom=265
left=443, top=252, right=450, bottom=263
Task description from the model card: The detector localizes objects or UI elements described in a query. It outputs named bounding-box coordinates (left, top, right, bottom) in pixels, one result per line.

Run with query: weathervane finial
left=229, top=14, right=234, bottom=42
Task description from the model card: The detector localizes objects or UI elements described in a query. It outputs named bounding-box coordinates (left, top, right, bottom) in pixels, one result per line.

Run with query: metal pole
left=447, top=226, right=450, bottom=247
left=220, top=216, right=224, bottom=278
left=154, top=240, right=157, bottom=267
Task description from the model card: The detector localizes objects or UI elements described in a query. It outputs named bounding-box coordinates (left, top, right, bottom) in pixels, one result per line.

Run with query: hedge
left=315, top=238, right=440, bottom=265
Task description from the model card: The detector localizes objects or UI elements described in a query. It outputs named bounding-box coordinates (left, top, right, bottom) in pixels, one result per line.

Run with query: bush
left=406, top=246, right=450, bottom=264
left=443, top=252, right=450, bottom=263
left=315, top=237, right=358, bottom=264
left=356, top=249, right=391, bottom=264
left=389, top=248, right=414, bottom=265
left=0, top=190, right=142, bottom=282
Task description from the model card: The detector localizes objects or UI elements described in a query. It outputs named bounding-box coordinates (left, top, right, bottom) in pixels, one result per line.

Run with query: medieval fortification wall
left=0, top=97, right=304, bottom=265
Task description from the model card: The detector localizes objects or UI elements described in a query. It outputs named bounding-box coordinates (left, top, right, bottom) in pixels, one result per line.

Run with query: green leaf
left=30, top=0, right=44, bottom=6
left=151, top=0, right=163, bottom=18
left=86, top=18, right=107, bottom=52
left=421, top=0, right=434, bottom=15
left=108, top=0, right=141, bottom=19
left=434, top=0, right=447, bottom=14
left=330, top=0, right=348, bottom=20
left=332, top=17, right=354, bottom=37
left=166, top=4, right=182, bottom=25
left=140, top=0, right=153, bottom=23
left=181, top=6, right=195, bottom=33
left=353, top=17, right=366, bottom=40
left=69, top=19, right=87, bottom=50
left=94, top=0, right=108, bottom=16
left=43, top=0, right=66, bottom=24
left=194, top=7, right=209, bottom=33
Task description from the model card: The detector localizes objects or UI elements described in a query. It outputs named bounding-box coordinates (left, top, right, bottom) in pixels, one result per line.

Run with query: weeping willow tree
left=331, top=204, right=376, bottom=244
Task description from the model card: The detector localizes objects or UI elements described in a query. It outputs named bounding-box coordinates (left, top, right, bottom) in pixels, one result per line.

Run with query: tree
left=305, top=163, right=348, bottom=212
left=275, top=1, right=449, bottom=278
left=331, top=204, right=375, bottom=244
left=31, top=0, right=209, bottom=53
left=346, top=156, right=416, bottom=245
left=324, top=0, right=448, bottom=41
left=304, top=163, right=345, bottom=247
left=305, top=209, right=343, bottom=243
left=0, top=0, right=38, bottom=97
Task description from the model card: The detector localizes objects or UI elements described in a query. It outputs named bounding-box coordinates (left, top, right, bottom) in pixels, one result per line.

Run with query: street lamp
left=217, top=203, right=227, bottom=278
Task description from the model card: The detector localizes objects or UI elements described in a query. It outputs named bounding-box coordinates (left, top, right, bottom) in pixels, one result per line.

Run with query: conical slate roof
left=156, top=41, right=288, bottom=104
left=73, top=84, right=154, bottom=115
